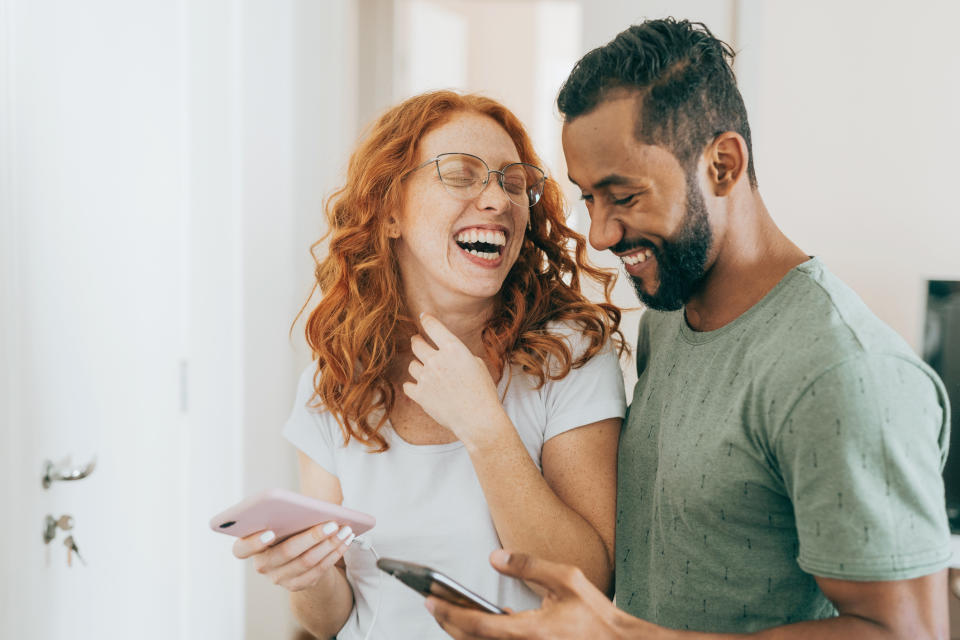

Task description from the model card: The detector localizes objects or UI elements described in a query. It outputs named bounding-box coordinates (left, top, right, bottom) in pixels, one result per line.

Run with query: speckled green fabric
left=616, top=258, right=951, bottom=633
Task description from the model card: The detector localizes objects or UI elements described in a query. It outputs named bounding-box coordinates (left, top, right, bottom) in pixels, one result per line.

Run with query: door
left=0, top=1, right=242, bottom=637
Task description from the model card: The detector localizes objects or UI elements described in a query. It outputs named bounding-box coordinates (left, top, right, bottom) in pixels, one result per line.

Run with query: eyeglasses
left=405, top=152, right=546, bottom=208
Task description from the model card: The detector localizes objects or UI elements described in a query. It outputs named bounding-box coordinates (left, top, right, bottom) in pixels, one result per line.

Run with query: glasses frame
left=404, top=152, right=546, bottom=208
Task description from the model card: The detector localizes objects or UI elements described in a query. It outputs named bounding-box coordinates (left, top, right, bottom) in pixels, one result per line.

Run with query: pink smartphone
left=209, top=488, right=375, bottom=541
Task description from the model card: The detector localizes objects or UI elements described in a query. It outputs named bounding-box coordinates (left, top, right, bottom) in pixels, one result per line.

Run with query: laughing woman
left=233, top=91, right=626, bottom=640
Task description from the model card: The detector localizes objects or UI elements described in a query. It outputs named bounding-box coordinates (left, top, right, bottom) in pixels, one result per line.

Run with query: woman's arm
left=232, top=456, right=354, bottom=639
left=288, top=451, right=356, bottom=639
left=466, top=417, right=620, bottom=594
left=404, top=314, right=620, bottom=593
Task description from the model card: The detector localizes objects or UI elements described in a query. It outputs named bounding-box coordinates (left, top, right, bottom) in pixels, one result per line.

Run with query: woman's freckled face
left=395, top=112, right=530, bottom=303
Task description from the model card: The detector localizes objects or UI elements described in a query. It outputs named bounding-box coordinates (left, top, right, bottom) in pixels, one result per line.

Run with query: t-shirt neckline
left=384, top=365, right=514, bottom=453
left=678, top=257, right=819, bottom=345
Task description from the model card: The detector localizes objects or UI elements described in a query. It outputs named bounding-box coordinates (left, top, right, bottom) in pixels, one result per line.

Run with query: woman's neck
left=404, top=291, right=494, bottom=355
left=413, top=304, right=492, bottom=355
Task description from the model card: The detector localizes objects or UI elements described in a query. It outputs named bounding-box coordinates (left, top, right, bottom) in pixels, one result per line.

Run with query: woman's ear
left=705, top=132, right=747, bottom=197
left=386, top=215, right=401, bottom=239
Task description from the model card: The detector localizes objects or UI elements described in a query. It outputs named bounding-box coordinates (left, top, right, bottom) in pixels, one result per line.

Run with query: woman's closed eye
left=442, top=172, right=479, bottom=187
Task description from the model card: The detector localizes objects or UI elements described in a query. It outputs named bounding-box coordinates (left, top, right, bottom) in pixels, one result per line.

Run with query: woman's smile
left=453, top=225, right=509, bottom=266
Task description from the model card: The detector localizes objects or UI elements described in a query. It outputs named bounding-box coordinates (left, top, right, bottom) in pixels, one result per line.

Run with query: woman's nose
left=474, top=175, right=512, bottom=212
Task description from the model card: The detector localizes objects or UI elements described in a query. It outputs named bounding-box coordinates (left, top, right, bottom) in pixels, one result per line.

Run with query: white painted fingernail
left=259, top=530, right=276, bottom=544
left=337, top=525, right=353, bottom=540
left=322, top=522, right=338, bottom=536
left=345, top=533, right=356, bottom=546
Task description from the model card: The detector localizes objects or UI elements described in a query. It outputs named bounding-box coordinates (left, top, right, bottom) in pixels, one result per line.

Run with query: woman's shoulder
left=290, top=362, right=343, bottom=429
left=541, top=318, right=616, bottom=363
left=504, top=321, right=626, bottom=441
left=293, top=362, right=321, bottom=402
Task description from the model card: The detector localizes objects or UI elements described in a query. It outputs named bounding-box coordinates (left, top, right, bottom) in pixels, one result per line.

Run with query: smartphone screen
left=377, top=557, right=506, bottom=614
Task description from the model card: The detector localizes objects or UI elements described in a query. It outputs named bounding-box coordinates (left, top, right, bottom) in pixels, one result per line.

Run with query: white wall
left=238, top=1, right=359, bottom=637
left=186, top=0, right=247, bottom=637
left=579, top=0, right=735, bottom=52
left=736, top=1, right=960, bottom=350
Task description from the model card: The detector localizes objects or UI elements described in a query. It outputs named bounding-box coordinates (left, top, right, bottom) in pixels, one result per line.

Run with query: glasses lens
left=436, top=154, right=486, bottom=198
left=435, top=154, right=545, bottom=207
left=503, top=164, right=545, bottom=207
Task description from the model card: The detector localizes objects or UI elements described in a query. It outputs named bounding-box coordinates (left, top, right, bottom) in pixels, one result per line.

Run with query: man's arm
left=428, top=552, right=950, bottom=640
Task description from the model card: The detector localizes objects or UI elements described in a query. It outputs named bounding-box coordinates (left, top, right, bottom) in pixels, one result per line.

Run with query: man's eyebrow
left=566, top=173, right=635, bottom=190
left=592, top=174, right=635, bottom=189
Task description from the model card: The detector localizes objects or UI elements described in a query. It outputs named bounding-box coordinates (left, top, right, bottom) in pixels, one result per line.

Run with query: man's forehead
left=562, top=94, right=638, bottom=141
left=563, top=128, right=679, bottom=188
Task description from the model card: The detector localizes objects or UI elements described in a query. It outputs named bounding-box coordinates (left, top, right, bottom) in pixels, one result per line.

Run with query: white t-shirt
left=283, top=327, right=626, bottom=640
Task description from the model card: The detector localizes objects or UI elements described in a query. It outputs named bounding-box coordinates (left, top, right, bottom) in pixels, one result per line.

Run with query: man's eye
left=612, top=193, right=640, bottom=206
left=579, top=193, right=594, bottom=203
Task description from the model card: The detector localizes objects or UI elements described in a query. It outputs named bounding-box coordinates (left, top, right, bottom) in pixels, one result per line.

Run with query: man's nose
left=588, top=206, right=624, bottom=251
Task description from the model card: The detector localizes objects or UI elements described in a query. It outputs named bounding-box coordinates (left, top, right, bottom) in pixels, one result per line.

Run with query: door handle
left=41, top=456, right=96, bottom=489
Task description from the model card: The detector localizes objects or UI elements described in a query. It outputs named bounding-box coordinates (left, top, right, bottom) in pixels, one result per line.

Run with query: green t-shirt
left=616, top=258, right=951, bottom=633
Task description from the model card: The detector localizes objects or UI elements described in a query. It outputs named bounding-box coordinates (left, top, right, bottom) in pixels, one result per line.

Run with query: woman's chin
left=443, top=274, right=507, bottom=303
left=460, top=282, right=506, bottom=302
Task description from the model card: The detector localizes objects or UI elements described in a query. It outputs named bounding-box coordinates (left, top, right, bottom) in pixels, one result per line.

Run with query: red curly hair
left=303, top=91, right=623, bottom=452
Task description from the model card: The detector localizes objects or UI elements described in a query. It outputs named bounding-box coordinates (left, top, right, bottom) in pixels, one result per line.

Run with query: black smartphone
left=377, top=557, right=506, bottom=614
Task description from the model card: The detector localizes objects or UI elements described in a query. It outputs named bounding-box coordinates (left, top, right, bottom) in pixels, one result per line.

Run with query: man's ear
left=705, top=132, right=747, bottom=196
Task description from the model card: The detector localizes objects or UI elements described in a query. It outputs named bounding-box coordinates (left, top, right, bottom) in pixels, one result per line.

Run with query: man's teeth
left=455, top=229, right=506, bottom=246
left=621, top=249, right=653, bottom=266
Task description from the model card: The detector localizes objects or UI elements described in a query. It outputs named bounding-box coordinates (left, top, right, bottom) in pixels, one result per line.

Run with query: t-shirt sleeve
left=282, top=365, right=340, bottom=475
left=775, top=354, right=952, bottom=581
left=542, top=334, right=627, bottom=441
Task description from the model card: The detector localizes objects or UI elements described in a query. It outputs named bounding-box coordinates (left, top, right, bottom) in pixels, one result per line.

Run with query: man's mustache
left=610, top=237, right=659, bottom=256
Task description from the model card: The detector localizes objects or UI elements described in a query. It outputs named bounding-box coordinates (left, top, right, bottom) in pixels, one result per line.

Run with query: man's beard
left=616, top=176, right=712, bottom=312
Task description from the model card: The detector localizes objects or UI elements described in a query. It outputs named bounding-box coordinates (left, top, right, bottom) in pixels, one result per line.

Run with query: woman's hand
left=403, top=313, right=510, bottom=448
left=232, top=522, right=354, bottom=592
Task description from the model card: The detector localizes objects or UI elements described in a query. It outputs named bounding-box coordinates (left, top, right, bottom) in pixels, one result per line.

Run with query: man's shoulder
left=754, top=258, right=918, bottom=373
left=751, top=261, right=947, bottom=435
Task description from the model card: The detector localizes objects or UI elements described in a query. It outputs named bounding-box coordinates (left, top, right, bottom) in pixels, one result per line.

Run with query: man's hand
left=426, top=550, right=652, bottom=640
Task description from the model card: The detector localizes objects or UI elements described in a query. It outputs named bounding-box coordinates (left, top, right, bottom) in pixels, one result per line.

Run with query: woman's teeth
left=466, top=249, right=500, bottom=260
left=455, top=228, right=506, bottom=261
left=621, top=248, right=653, bottom=266
left=455, top=229, right=506, bottom=246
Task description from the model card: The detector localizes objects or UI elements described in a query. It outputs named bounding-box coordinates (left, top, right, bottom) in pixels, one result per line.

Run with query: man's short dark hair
left=558, top=18, right=757, bottom=188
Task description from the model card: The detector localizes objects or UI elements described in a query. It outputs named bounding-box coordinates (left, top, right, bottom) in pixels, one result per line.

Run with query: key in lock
left=63, top=535, right=86, bottom=567
left=43, top=514, right=74, bottom=545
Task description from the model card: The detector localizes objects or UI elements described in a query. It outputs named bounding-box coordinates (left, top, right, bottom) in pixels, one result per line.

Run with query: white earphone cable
left=351, top=535, right=382, bottom=640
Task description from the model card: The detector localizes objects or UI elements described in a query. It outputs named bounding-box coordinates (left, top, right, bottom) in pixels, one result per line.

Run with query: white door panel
left=1, top=1, right=223, bottom=638
left=2, top=0, right=357, bottom=637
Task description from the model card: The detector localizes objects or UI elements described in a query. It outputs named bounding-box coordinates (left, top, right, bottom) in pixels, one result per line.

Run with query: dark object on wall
left=923, top=280, right=960, bottom=533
